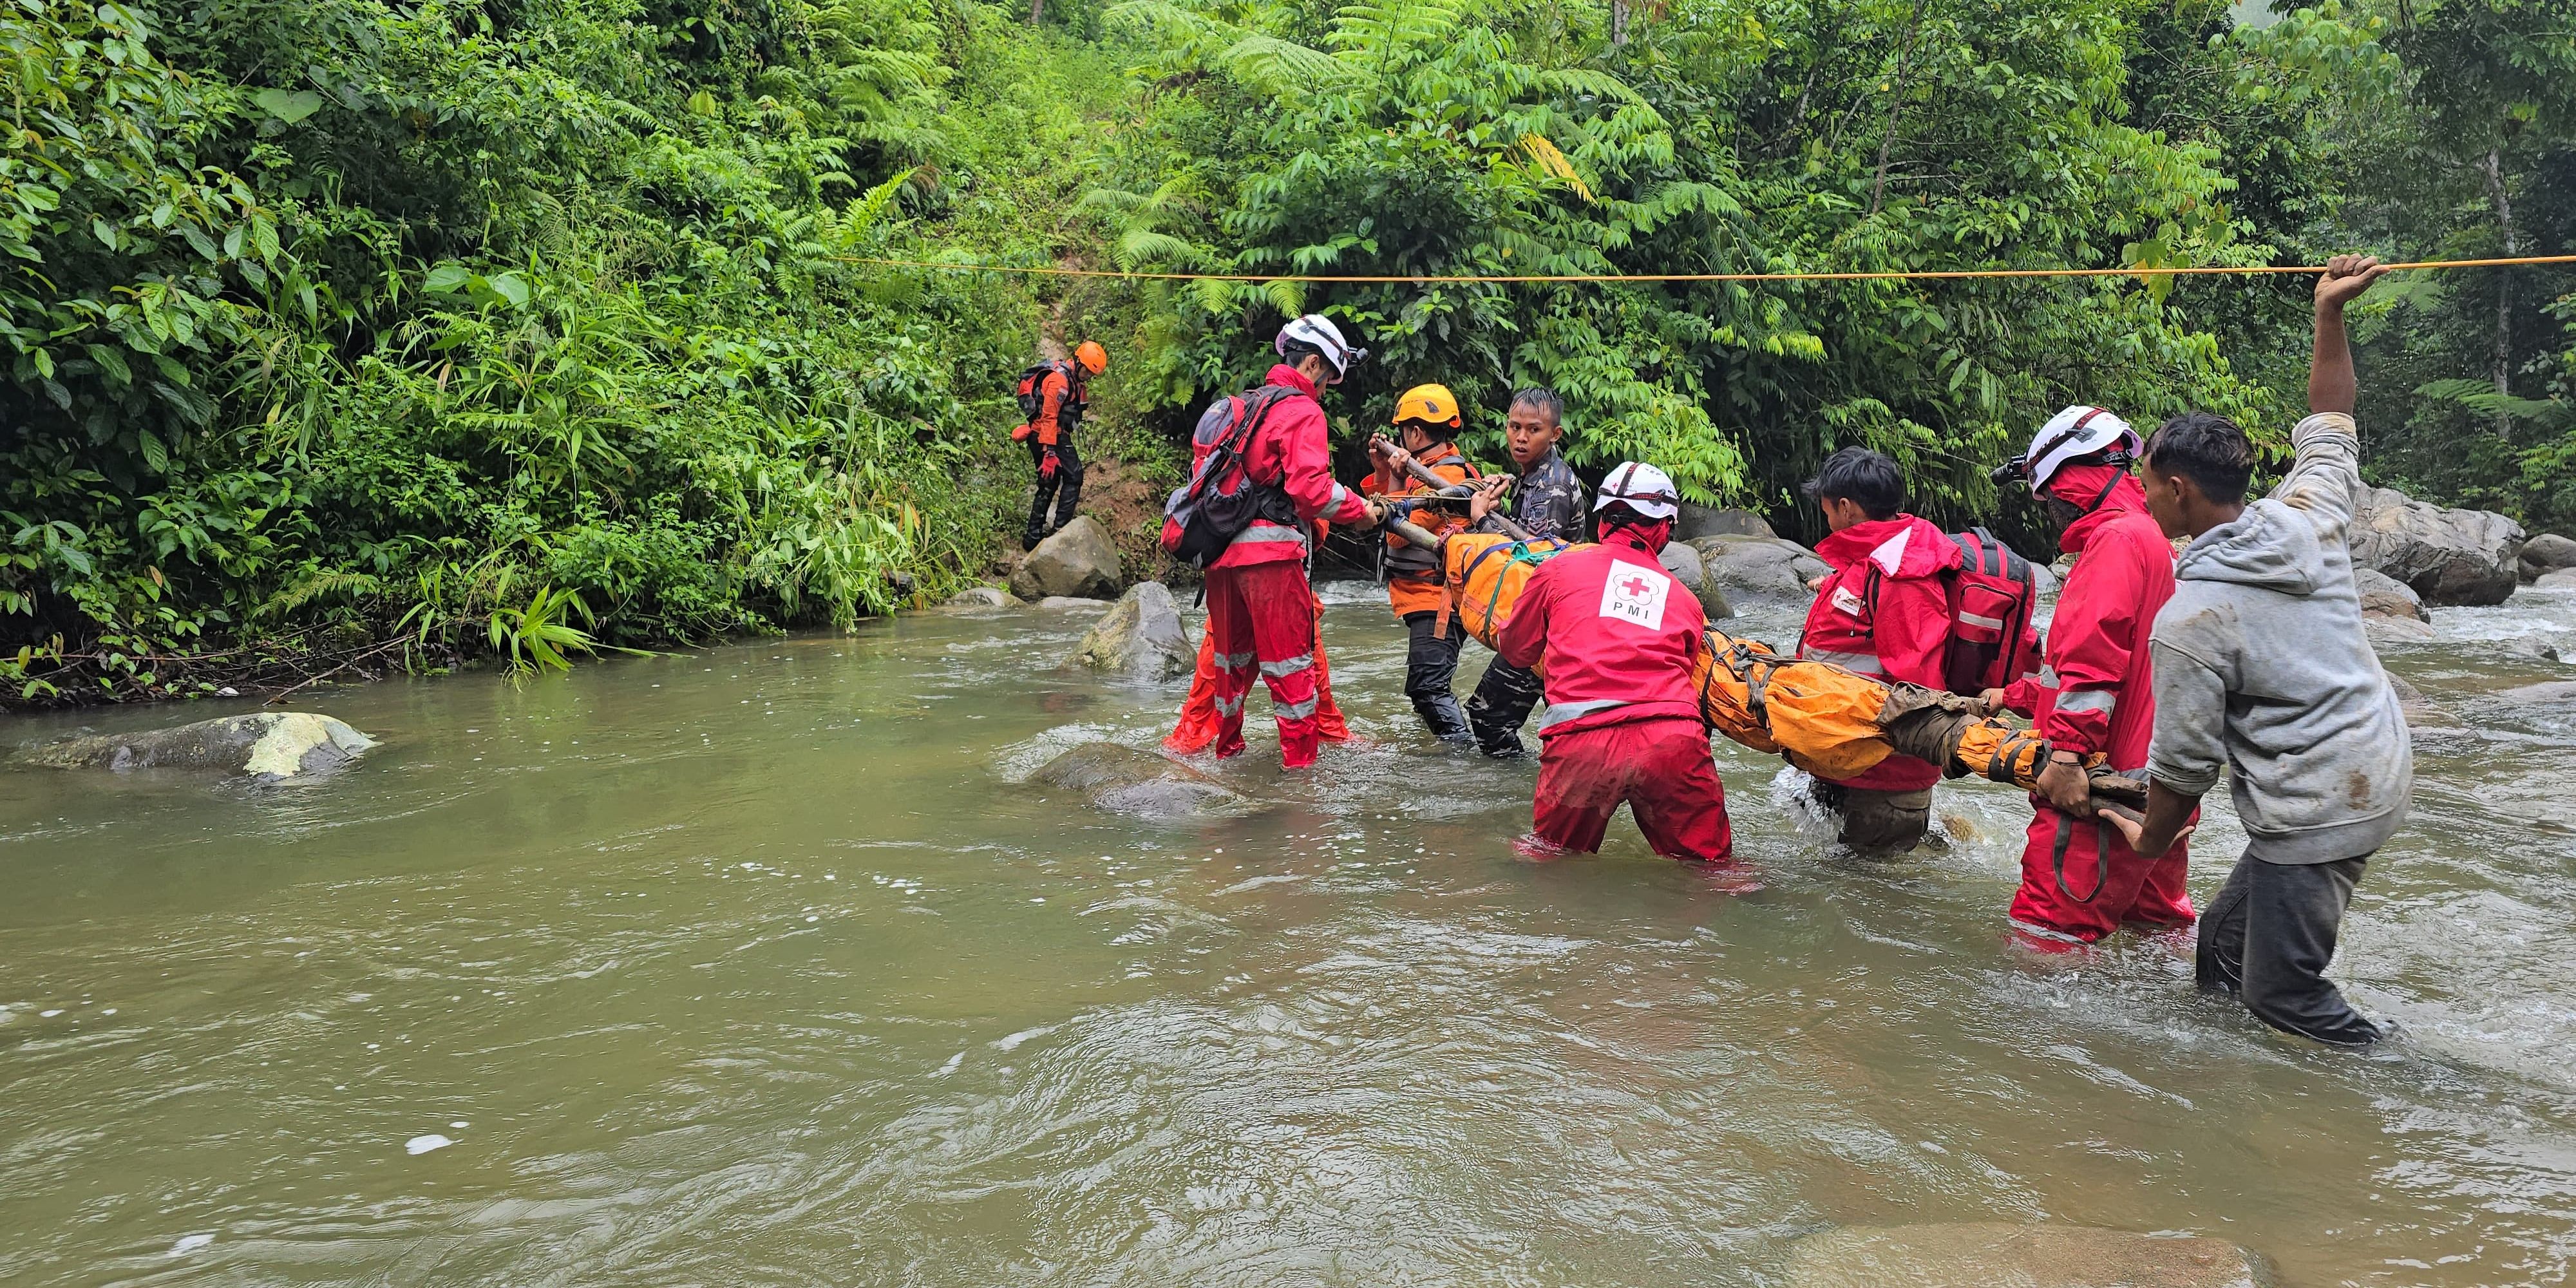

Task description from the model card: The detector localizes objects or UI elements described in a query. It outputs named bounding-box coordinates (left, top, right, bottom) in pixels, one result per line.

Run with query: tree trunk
left=1028, top=0, right=1043, bottom=24
left=1868, top=0, right=1929, bottom=218
left=2481, top=146, right=2515, bottom=436
left=1612, top=0, right=1629, bottom=44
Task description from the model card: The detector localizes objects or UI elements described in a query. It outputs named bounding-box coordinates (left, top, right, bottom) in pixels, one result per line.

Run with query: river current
left=5, top=583, right=2575, bottom=1285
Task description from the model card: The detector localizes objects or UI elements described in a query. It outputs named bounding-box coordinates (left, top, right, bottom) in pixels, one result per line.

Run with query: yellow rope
left=834, top=252, right=2576, bottom=285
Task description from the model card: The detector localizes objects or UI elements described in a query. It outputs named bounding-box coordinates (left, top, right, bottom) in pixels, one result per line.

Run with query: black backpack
left=1013, top=361, right=1082, bottom=426
left=1159, top=387, right=1303, bottom=569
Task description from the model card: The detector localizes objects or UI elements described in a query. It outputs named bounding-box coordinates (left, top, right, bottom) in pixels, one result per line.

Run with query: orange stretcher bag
left=1444, top=533, right=1586, bottom=650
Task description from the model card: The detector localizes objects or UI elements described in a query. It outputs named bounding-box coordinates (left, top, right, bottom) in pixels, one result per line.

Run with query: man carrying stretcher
left=1480, top=463, right=1735, bottom=862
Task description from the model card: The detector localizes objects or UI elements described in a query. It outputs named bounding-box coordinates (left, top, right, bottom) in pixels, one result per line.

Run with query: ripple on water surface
left=3, top=588, right=2575, bottom=1285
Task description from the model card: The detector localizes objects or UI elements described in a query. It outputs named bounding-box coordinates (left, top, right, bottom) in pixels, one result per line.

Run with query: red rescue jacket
left=1210, top=364, right=1374, bottom=569
left=1801, top=513, right=1962, bottom=791
left=1496, top=529, right=1709, bottom=739
left=1998, top=470, right=2172, bottom=768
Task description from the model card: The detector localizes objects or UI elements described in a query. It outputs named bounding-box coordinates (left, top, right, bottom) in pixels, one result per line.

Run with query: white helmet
left=1998, top=405, right=2141, bottom=495
left=1593, top=460, right=1680, bottom=521
left=1275, top=314, right=1367, bottom=379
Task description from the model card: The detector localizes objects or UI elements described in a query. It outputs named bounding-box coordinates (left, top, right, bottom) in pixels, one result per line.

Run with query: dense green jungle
left=1, top=0, right=2568, bottom=703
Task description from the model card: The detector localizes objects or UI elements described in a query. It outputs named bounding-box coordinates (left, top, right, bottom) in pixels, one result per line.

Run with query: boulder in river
left=2350, top=484, right=2523, bottom=606
left=1028, top=742, right=1254, bottom=819
left=1688, top=534, right=1831, bottom=600
left=942, top=585, right=1023, bottom=609
left=2519, top=532, right=2576, bottom=582
left=1072, top=582, right=1195, bottom=680
left=17, top=712, right=375, bottom=782
left=1783, top=1223, right=2261, bottom=1288
left=2383, top=670, right=2460, bottom=730
left=1010, top=515, right=1122, bottom=600
left=2537, top=568, right=2576, bottom=591
left=2354, top=567, right=2429, bottom=623
left=1676, top=503, right=1776, bottom=542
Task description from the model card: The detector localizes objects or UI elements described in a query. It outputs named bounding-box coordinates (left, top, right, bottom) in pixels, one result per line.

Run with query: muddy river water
left=5, top=583, right=2576, bottom=1285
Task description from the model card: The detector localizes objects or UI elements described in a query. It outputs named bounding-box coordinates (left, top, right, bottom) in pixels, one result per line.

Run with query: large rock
left=2537, top=567, right=2576, bottom=591
left=1010, top=515, right=1122, bottom=600
left=1688, top=534, right=1831, bottom=600
left=1676, top=503, right=1775, bottom=542
left=1072, top=582, right=1195, bottom=680
left=2354, top=567, right=2429, bottom=622
left=2350, top=485, right=2524, bottom=606
left=17, top=712, right=375, bottom=782
left=2519, top=532, right=2576, bottom=582
left=1650, top=540, right=1738, bottom=620
left=1028, top=742, right=1254, bottom=819
left=1783, top=1223, right=2261, bottom=1288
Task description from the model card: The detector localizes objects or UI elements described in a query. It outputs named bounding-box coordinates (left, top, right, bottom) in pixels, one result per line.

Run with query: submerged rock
left=2351, top=485, right=2524, bottom=606
left=1072, top=582, right=1195, bottom=680
left=2383, top=670, right=2460, bottom=730
left=1689, top=534, right=1831, bottom=600
left=18, top=712, right=376, bottom=782
left=2519, top=532, right=2576, bottom=582
left=1028, top=742, right=1253, bottom=819
left=1010, top=515, right=1122, bottom=600
left=2536, top=568, right=2576, bottom=591
left=2354, top=567, right=2430, bottom=622
left=1783, top=1223, right=2260, bottom=1288
left=942, top=585, right=1023, bottom=609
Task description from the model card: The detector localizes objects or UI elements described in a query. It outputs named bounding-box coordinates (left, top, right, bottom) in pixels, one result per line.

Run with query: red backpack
left=1937, top=527, right=2042, bottom=695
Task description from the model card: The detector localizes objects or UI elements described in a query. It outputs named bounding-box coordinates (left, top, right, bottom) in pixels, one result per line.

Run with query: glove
left=1037, top=446, right=1060, bottom=480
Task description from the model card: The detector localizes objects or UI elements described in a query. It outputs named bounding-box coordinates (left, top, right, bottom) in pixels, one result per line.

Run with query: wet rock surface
left=2520, top=532, right=2576, bottom=582
left=1027, top=741, right=1254, bottom=819
left=1689, top=534, right=1831, bottom=600
left=2351, top=485, right=2524, bottom=606
left=1676, top=503, right=1776, bottom=542
left=2537, top=568, right=2576, bottom=590
left=2385, top=670, right=2461, bottom=730
left=1010, top=515, right=1123, bottom=600
left=941, top=585, right=1024, bottom=609
left=1072, top=582, right=1195, bottom=680
left=17, top=712, right=376, bottom=782
left=2356, top=567, right=2430, bottom=622
left=1783, top=1223, right=2262, bottom=1288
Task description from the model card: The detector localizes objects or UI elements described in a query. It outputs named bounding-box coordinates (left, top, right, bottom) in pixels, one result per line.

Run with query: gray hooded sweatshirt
left=2146, top=412, right=2412, bottom=864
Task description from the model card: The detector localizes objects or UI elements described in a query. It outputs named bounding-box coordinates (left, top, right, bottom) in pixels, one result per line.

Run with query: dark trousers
left=1806, top=779, right=1933, bottom=852
left=1400, top=611, right=1472, bottom=742
left=2197, top=852, right=2381, bottom=1046
left=1023, top=437, right=1084, bottom=542
left=1466, top=656, right=1546, bottom=756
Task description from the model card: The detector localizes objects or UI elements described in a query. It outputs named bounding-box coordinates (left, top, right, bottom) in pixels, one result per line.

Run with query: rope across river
left=837, top=252, right=2576, bottom=285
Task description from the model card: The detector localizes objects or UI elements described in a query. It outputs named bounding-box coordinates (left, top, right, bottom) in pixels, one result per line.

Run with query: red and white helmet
left=1275, top=314, right=1367, bottom=379
left=1593, top=461, right=1681, bottom=521
left=1998, top=405, right=2141, bottom=495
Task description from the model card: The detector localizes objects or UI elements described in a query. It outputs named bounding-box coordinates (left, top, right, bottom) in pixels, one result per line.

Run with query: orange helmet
left=1074, top=341, right=1108, bottom=375
left=1393, top=383, right=1463, bottom=429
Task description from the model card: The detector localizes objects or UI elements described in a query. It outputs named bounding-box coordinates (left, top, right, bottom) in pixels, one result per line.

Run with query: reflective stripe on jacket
left=1800, top=513, right=1961, bottom=791
left=1495, top=530, right=1708, bottom=739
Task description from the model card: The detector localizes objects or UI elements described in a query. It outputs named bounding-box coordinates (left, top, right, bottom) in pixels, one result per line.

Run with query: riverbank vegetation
left=3, top=0, right=2568, bottom=703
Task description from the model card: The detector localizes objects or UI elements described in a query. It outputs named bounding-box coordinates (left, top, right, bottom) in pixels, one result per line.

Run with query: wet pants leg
left=1830, top=784, right=1933, bottom=853
left=1048, top=439, right=1084, bottom=532
left=1533, top=717, right=1732, bottom=861
left=1204, top=561, right=1324, bottom=768
left=1466, top=656, right=1546, bottom=757
left=1023, top=438, right=1083, bottom=544
left=2197, top=853, right=2380, bottom=1046
left=1400, top=611, right=1472, bottom=743
left=2008, top=805, right=2196, bottom=943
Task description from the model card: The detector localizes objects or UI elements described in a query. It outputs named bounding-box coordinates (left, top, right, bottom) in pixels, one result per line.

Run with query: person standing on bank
left=2103, top=254, right=2410, bottom=1047
left=1015, top=341, right=1108, bottom=551
left=1984, top=405, right=2196, bottom=943
left=1363, top=384, right=1485, bottom=744
left=1795, top=447, right=1962, bottom=851
left=1463, top=386, right=1587, bottom=757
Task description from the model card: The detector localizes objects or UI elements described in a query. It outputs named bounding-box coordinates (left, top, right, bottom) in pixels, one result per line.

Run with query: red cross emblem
left=1618, top=574, right=1654, bottom=597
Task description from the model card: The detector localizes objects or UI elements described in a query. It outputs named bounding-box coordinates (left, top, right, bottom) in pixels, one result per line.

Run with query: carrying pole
left=1370, top=437, right=1540, bottom=543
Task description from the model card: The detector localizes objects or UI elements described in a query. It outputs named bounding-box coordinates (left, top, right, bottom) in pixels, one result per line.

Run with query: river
left=5, top=583, right=2575, bottom=1285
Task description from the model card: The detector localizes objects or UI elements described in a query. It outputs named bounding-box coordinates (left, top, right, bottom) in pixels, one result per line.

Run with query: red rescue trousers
left=2009, top=806, right=2195, bottom=943
left=1167, top=594, right=1349, bottom=753
left=1532, top=716, right=1733, bottom=862
left=1205, top=560, right=1330, bottom=768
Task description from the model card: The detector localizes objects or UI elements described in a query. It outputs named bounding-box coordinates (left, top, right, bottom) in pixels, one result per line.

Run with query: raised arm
left=2309, top=254, right=2385, bottom=416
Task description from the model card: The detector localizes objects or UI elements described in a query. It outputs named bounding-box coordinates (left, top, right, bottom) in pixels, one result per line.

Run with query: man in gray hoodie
left=2104, top=254, right=2411, bottom=1047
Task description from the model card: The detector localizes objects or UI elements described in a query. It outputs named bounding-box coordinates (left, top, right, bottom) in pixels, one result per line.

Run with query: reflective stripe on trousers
left=1537, top=698, right=1629, bottom=732
left=1804, top=649, right=1885, bottom=677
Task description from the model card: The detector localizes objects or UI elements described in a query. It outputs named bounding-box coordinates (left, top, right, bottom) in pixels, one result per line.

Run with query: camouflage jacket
left=1492, top=448, right=1584, bottom=540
